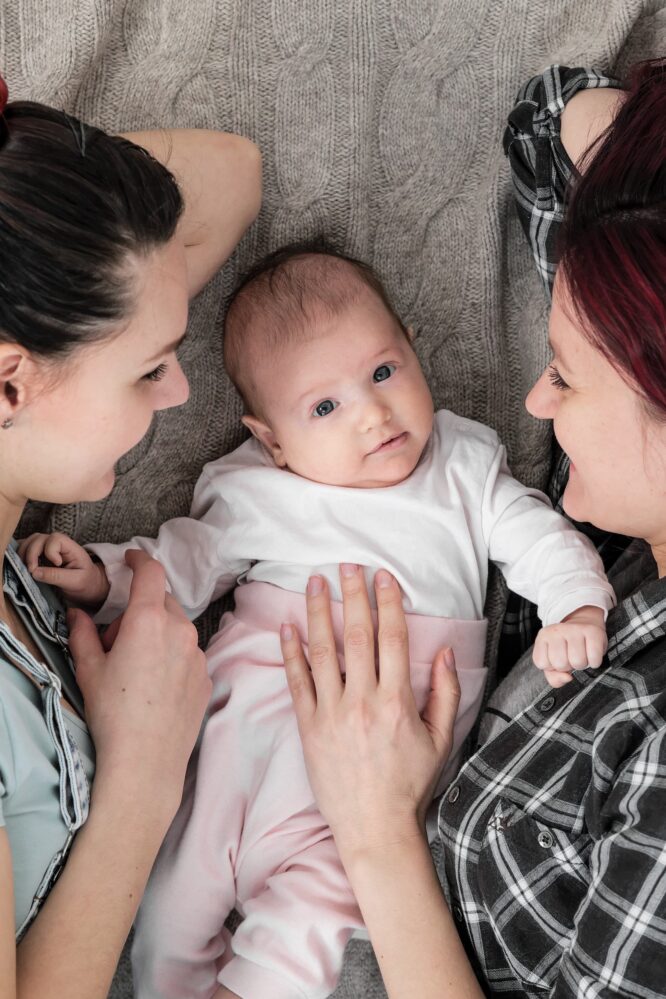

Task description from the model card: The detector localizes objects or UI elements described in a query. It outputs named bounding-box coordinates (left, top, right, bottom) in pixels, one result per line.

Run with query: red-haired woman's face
left=526, top=277, right=666, bottom=548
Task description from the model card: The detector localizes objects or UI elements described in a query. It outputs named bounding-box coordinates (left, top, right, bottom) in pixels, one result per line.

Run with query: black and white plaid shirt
left=439, top=572, right=666, bottom=998
left=498, top=65, right=633, bottom=678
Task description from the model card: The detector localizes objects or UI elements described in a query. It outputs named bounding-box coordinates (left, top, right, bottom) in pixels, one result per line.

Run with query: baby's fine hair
left=224, top=240, right=406, bottom=415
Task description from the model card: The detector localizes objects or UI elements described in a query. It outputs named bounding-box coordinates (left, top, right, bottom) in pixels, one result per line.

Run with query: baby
left=21, top=245, right=614, bottom=999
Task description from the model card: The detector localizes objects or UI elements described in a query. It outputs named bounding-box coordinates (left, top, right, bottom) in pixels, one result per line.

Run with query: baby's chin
left=310, top=457, right=423, bottom=490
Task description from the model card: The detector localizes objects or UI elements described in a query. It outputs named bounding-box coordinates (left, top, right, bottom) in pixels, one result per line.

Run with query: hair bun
left=0, top=74, right=8, bottom=114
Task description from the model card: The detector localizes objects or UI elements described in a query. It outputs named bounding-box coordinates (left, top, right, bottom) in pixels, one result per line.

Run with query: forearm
left=122, top=128, right=261, bottom=297
left=341, top=830, right=484, bottom=999
left=16, top=772, right=175, bottom=999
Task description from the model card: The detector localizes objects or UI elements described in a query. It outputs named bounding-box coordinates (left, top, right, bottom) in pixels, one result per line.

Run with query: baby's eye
left=373, top=364, right=396, bottom=383
left=313, top=399, right=339, bottom=418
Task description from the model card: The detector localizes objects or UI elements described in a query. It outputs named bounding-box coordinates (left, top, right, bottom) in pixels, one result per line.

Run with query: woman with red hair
left=281, top=61, right=666, bottom=998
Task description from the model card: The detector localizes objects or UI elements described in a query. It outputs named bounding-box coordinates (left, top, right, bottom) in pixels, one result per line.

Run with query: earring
left=1, top=418, right=13, bottom=429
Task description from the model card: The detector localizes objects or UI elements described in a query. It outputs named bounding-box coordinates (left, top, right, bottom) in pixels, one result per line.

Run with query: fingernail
left=307, top=575, right=323, bottom=595
left=340, top=563, right=358, bottom=577
left=32, top=568, right=43, bottom=580
left=375, top=569, right=393, bottom=589
left=280, top=623, right=293, bottom=641
left=443, top=647, right=456, bottom=670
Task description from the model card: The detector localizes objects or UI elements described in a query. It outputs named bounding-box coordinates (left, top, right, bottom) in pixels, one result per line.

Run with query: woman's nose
left=525, top=368, right=559, bottom=420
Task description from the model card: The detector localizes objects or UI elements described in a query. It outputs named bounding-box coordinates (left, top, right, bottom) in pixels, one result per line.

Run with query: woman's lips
left=368, top=431, right=409, bottom=455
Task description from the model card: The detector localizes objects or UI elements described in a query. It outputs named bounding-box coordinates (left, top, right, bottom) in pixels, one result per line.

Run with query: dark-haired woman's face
left=16, top=238, right=190, bottom=504
left=526, top=278, right=666, bottom=548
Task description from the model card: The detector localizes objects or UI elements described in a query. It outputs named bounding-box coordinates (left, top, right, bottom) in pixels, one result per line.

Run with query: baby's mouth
left=367, top=431, right=408, bottom=455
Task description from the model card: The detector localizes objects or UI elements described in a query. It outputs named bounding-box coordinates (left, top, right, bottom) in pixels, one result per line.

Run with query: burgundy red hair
left=559, top=60, right=666, bottom=417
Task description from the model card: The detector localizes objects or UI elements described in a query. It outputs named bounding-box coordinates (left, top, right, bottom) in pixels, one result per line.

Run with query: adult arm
left=122, top=128, right=261, bottom=298
left=6, top=552, right=211, bottom=999
left=280, top=567, right=484, bottom=999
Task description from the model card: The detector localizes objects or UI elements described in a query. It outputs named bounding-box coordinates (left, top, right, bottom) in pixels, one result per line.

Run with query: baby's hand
left=533, top=606, right=607, bottom=689
left=18, top=532, right=110, bottom=608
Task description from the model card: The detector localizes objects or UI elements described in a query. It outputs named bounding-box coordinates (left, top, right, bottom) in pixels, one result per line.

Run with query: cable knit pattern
left=1, top=2, right=665, bottom=995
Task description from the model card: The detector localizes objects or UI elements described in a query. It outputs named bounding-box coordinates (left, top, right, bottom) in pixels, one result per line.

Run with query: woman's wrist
left=90, top=759, right=184, bottom=836
left=336, top=814, right=426, bottom=881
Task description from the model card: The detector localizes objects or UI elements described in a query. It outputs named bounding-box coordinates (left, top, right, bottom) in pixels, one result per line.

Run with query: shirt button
left=540, top=695, right=556, bottom=712
left=452, top=904, right=464, bottom=922
left=537, top=830, right=554, bottom=849
left=447, top=785, right=460, bottom=804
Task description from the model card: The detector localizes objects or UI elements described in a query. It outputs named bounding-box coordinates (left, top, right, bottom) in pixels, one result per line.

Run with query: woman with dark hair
left=0, top=79, right=261, bottom=997
left=280, top=61, right=666, bottom=998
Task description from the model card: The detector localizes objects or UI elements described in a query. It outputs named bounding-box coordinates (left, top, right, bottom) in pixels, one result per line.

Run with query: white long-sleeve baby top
left=91, top=409, right=615, bottom=628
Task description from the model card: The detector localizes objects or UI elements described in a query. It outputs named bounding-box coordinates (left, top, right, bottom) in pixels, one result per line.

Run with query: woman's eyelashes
left=142, top=362, right=169, bottom=383
left=547, top=363, right=569, bottom=391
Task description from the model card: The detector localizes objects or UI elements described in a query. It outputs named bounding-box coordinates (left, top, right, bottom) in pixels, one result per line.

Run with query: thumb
left=422, top=647, right=461, bottom=759
left=67, top=608, right=105, bottom=686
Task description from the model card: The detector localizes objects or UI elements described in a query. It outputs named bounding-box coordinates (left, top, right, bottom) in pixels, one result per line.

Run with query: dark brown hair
left=0, top=96, right=183, bottom=357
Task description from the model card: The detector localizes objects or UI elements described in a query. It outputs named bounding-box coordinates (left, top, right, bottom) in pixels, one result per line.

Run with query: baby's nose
left=359, top=397, right=391, bottom=432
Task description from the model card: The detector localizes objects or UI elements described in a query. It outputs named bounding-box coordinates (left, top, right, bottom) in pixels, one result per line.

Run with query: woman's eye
left=373, top=364, right=395, bottom=383
left=142, top=362, right=169, bottom=383
left=547, top=364, right=569, bottom=391
left=313, top=399, right=338, bottom=418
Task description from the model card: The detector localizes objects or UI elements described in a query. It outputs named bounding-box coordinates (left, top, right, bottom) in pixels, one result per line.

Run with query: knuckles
left=377, top=624, right=407, bottom=649
left=309, top=641, right=334, bottom=668
left=344, top=623, right=372, bottom=652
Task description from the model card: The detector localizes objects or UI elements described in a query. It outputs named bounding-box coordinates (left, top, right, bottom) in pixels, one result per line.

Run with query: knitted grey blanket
left=2, top=1, right=665, bottom=995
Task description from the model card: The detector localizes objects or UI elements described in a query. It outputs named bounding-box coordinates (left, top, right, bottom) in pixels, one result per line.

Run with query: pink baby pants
left=132, top=582, right=488, bottom=999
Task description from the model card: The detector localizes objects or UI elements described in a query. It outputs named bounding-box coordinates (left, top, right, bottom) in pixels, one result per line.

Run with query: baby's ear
left=241, top=415, right=287, bottom=467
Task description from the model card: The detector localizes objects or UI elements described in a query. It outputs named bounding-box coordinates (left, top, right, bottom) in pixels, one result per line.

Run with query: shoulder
left=506, top=66, right=621, bottom=135
left=198, top=435, right=275, bottom=485
left=432, top=409, right=503, bottom=483
left=434, top=408, right=501, bottom=454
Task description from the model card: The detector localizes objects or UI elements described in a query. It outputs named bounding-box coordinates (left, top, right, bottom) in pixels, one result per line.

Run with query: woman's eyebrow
left=548, top=336, right=572, bottom=370
left=143, top=331, right=188, bottom=364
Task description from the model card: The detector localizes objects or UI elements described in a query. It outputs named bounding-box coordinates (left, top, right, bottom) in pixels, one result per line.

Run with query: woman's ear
left=241, top=414, right=287, bottom=467
left=0, top=345, right=33, bottom=427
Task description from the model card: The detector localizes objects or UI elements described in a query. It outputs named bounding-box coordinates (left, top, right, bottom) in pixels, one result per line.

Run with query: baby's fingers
left=31, top=565, right=90, bottom=595
left=544, top=667, right=574, bottom=688
left=18, top=533, right=50, bottom=573
left=565, top=633, right=590, bottom=671
left=584, top=629, right=608, bottom=670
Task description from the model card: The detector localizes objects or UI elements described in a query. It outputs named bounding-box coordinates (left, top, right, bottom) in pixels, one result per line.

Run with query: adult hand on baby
left=533, top=605, right=607, bottom=688
left=280, top=564, right=461, bottom=867
left=18, top=531, right=110, bottom=607
left=67, top=549, right=211, bottom=822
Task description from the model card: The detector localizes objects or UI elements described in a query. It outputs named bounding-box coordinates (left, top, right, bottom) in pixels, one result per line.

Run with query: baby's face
left=247, top=294, right=434, bottom=488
